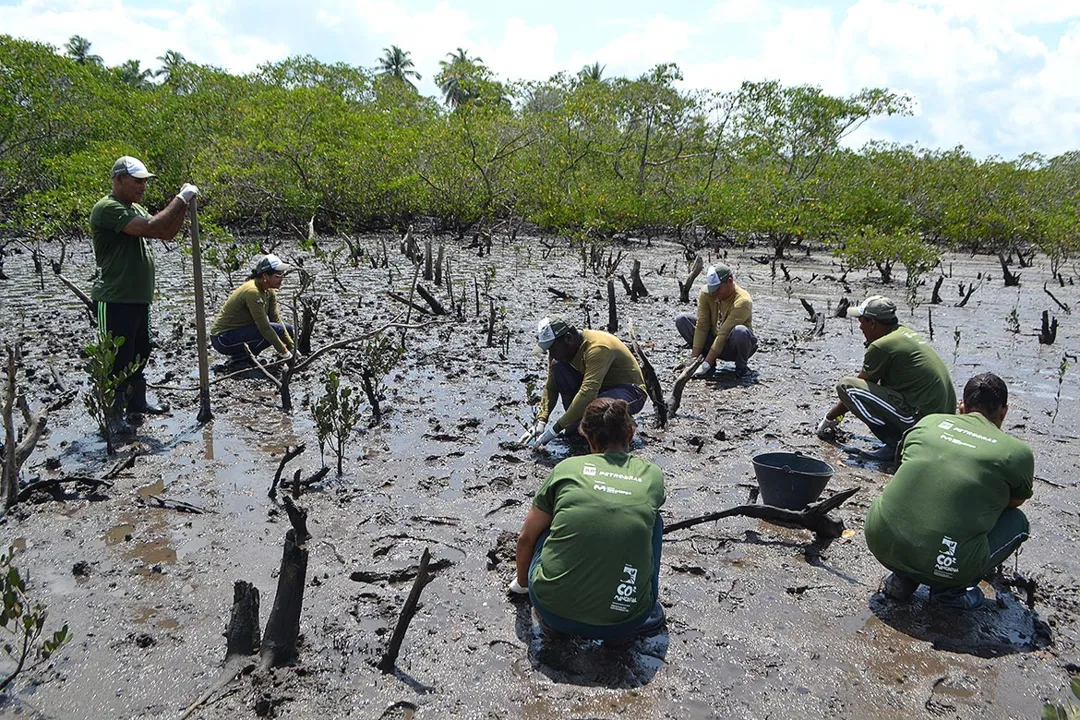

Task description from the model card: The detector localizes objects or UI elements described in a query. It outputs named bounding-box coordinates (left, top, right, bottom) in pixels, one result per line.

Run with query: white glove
left=692, top=360, right=713, bottom=378
left=816, top=416, right=841, bottom=440
left=278, top=349, right=293, bottom=361
left=517, top=419, right=546, bottom=445
left=508, top=577, right=529, bottom=595
left=530, top=425, right=559, bottom=449
left=177, top=183, right=200, bottom=204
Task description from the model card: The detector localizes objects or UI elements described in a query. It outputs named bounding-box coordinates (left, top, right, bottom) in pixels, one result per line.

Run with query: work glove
left=816, top=416, right=842, bottom=440
left=517, top=419, right=546, bottom=445
left=508, top=577, right=529, bottom=595
left=177, top=183, right=200, bottom=204
left=278, top=348, right=293, bottom=362
left=530, top=425, right=559, bottom=449
left=692, top=360, right=713, bottom=378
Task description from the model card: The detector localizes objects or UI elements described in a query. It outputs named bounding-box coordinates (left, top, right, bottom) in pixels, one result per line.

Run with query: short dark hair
left=963, top=373, right=1008, bottom=413
left=579, top=397, right=634, bottom=450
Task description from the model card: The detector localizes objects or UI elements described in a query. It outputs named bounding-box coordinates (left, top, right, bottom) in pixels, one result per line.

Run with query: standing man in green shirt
left=816, top=295, right=956, bottom=460
left=864, top=373, right=1033, bottom=610
left=519, top=316, right=647, bottom=449
left=675, top=263, right=757, bottom=378
left=90, top=156, right=199, bottom=427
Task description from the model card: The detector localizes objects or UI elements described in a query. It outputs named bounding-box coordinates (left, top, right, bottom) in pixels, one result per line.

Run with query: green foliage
left=354, top=331, right=402, bottom=425
left=0, top=545, right=72, bottom=691
left=1042, top=675, right=1080, bottom=719
left=312, top=368, right=363, bottom=475
left=83, top=332, right=139, bottom=455
left=832, top=226, right=939, bottom=285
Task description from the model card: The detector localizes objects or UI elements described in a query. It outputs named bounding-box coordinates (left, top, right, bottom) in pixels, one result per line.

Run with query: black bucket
left=752, top=451, right=834, bottom=510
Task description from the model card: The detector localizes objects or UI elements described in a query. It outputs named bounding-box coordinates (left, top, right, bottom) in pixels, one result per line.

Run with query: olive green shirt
left=863, top=325, right=956, bottom=417
left=89, top=196, right=155, bottom=304
left=694, top=283, right=753, bottom=356
left=865, top=413, right=1034, bottom=587
left=538, top=329, right=647, bottom=431
left=210, top=280, right=294, bottom=353
left=531, top=452, right=665, bottom=626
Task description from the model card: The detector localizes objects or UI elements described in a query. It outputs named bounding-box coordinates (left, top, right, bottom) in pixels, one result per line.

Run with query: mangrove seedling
left=312, top=367, right=363, bottom=475
left=0, top=545, right=72, bottom=692
left=952, top=327, right=961, bottom=368
left=83, top=333, right=139, bottom=455
left=1052, top=354, right=1073, bottom=424
left=1041, top=673, right=1080, bottom=720
left=355, top=330, right=402, bottom=425
left=1005, top=308, right=1021, bottom=334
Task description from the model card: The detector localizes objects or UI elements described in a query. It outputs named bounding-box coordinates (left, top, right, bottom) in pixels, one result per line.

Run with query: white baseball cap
left=111, top=156, right=156, bottom=179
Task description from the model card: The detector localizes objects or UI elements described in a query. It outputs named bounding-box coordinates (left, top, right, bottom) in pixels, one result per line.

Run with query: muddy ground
left=0, top=232, right=1078, bottom=720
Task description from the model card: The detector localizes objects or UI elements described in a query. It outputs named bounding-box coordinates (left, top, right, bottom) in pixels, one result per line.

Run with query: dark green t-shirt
left=90, top=196, right=155, bottom=304
left=865, top=413, right=1034, bottom=587
left=863, top=325, right=956, bottom=416
left=530, top=452, right=665, bottom=626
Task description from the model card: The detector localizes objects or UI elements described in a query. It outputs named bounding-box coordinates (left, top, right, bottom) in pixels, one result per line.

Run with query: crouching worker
left=519, top=316, right=647, bottom=449
left=210, top=254, right=296, bottom=363
left=865, top=373, right=1034, bottom=611
left=510, top=398, right=666, bottom=641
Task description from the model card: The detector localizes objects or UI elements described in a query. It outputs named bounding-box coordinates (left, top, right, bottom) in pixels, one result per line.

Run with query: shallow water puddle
left=136, top=479, right=165, bottom=498
left=106, top=523, right=135, bottom=545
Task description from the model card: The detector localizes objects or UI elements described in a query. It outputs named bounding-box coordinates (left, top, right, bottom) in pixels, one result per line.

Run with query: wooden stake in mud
left=187, top=198, right=213, bottom=423
left=378, top=548, right=438, bottom=674
left=606, top=279, right=618, bottom=333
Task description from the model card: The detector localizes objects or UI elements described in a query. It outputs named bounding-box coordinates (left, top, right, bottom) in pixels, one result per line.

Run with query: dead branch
left=1044, top=282, right=1072, bottom=315
left=55, top=273, right=96, bottom=321
left=998, top=253, right=1021, bottom=286
left=377, top=548, right=439, bottom=673
left=955, top=282, right=979, bottom=308
left=269, top=445, right=306, bottom=499
left=678, top=256, right=704, bottom=303
left=547, top=287, right=574, bottom=301
left=282, top=495, right=310, bottom=542
left=17, top=477, right=113, bottom=503
left=1039, top=310, right=1058, bottom=345
left=259, top=498, right=310, bottom=671
left=137, top=495, right=209, bottom=514
left=835, top=297, right=850, bottom=318
left=630, top=259, right=649, bottom=298
left=606, top=279, right=618, bottom=333
left=664, top=487, right=861, bottom=540
left=666, top=357, right=703, bottom=418
left=415, top=284, right=447, bottom=315
left=628, top=325, right=667, bottom=429
left=350, top=557, right=453, bottom=584
left=799, top=298, right=817, bottom=321
left=385, top=291, right=431, bottom=315
left=931, top=276, right=944, bottom=304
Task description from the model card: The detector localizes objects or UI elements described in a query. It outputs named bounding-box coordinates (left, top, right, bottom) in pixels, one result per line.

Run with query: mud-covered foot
left=930, top=585, right=984, bottom=610
left=883, top=572, right=918, bottom=602
left=108, top=415, right=135, bottom=439
left=859, top=444, right=897, bottom=461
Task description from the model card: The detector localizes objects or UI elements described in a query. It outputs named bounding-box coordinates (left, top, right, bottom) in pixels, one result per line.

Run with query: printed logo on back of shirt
left=938, top=420, right=954, bottom=430
left=583, top=463, right=597, bottom=477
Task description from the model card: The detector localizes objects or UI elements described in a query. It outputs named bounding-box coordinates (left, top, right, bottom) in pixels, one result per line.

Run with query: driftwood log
left=377, top=548, right=439, bottom=674
left=664, top=487, right=861, bottom=540
left=627, top=326, right=667, bottom=429
left=415, top=284, right=447, bottom=316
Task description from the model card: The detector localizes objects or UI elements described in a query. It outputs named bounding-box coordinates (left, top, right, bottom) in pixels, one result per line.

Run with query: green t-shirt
left=90, top=196, right=155, bottom=304
left=862, top=325, right=956, bottom=417
left=210, top=280, right=294, bottom=352
left=865, top=413, right=1034, bottom=587
left=530, top=452, right=665, bottom=626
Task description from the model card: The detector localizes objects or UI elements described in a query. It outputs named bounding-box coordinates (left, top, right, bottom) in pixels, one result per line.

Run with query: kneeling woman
left=511, top=397, right=666, bottom=640
left=210, top=254, right=296, bottom=361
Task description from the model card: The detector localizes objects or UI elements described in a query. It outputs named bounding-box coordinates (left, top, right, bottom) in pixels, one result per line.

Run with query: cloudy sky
left=2, top=0, right=1078, bottom=158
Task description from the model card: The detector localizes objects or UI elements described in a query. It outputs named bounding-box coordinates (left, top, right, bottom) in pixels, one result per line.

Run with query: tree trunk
left=606, top=279, right=618, bottom=333
left=678, top=256, right=704, bottom=303
left=259, top=498, right=310, bottom=671
left=377, top=548, right=437, bottom=674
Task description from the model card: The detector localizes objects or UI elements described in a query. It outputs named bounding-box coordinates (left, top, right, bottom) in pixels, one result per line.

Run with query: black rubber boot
left=109, top=386, right=135, bottom=437
left=128, top=376, right=169, bottom=415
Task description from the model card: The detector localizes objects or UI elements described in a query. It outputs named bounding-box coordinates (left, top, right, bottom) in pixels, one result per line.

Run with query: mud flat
left=0, top=235, right=1077, bottom=719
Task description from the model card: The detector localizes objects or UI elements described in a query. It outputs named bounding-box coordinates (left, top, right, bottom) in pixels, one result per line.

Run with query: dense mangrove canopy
left=2, top=34, right=1078, bottom=272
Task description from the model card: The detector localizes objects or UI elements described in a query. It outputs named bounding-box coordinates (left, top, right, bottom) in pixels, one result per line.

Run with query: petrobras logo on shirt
left=583, top=463, right=597, bottom=477
left=938, top=420, right=955, bottom=430
left=937, top=419, right=997, bottom=445
left=595, top=469, right=644, bottom=483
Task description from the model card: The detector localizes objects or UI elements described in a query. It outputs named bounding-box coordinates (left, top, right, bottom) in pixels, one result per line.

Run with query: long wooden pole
left=188, top=198, right=213, bottom=423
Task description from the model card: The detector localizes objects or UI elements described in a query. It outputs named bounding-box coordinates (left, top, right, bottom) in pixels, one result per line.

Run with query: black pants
left=97, top=301, right=151, bottom=382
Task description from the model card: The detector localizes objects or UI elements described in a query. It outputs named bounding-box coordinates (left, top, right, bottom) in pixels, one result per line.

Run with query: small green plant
left=1005, top=308, right=1021, bottom=334
left=83, top=333, right=139, bottom=455
left=355, top=331, right=403, bottom=425
left=0, top=545, right=72, bottom=691
left=1042, top=674, right=1080, bottom=719
left=1052, top=354, right=1072, bottom=424
left=312, top=368, right=363, bottom=475
left=952, top=327, right=962, bottom=368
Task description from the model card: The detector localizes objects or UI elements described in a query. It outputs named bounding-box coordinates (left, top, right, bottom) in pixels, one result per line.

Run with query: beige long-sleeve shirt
left=210, top=280, right=294, bottom=353
left=694, top=283, right=753, bottom=356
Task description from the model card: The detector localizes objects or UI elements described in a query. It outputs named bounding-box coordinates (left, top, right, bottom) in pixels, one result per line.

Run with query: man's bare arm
left=121, top=197, right=188, bottom=240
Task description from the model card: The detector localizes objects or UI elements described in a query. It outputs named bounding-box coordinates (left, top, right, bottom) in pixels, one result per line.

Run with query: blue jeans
left=529, top=516, right=663, bottom=641
left=211, top=323, right=294, bottom=357
left=674, top=313, right=757, bottom=369
left=550, top=361, right=646, bottom=430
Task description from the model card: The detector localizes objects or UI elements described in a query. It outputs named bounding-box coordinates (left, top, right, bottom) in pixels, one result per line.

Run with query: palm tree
left=580, top=62, right=606, bottom=82
left=437, top=48, right=484, bottom=108
left=154, top=50, right=186, bottom=84
left=116, top=59, right=154, bottom=89
left=64, top=35, right=102, bottom=66
left=377, top=45, right=422, bottom=90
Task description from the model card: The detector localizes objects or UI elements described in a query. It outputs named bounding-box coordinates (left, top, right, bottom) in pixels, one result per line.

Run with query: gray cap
left=848, top=295, right=897, bottom=322
left=252, top=253, right=293, bottom=276
left=705, top=264, right=732, bottom=292
left=111, top=156, right=156, bottom=179
left=537, top=316, right=572, bottom=351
